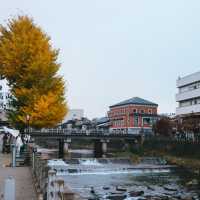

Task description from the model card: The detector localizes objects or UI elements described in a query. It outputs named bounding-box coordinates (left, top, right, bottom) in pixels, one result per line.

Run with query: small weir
left=31, top=145, right=200, bottom=200
left=48, top=158, right=174, bottom=176
left=45, top=157, right=200, bottom=200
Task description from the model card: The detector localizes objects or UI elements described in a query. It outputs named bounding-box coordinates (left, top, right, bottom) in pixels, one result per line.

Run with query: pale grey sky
left=1, top=1, right=200, bottom=118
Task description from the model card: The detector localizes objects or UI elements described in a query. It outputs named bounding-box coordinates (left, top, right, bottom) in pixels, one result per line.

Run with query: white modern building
left=62, top=109, right=84, bottom=123
left=0, top=79, right=12, bottom=122
left=176, top=71, right=200, bottom=116
left=0, top=79, right=12, bottom=110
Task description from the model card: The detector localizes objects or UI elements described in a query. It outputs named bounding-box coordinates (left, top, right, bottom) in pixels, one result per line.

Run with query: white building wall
left=63, top=109, right=84, bottom=123
left=176, top=87, right=200, bottom=102
left=176, top=71, right=200, bottom=116
left=0, top=79, right=11, bottom=110
left=176, top=104, right=200, bottom=116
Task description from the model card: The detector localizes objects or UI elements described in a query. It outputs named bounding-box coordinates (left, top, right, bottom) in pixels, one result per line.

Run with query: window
left=180, top=98, right=200, bottom=107
left=133, top=109, right=137, bottom=113
left=180, top=100, right=190, bottom=107
left=134, top=116, right=138, bottom=127
left=189, top=84, right=197, bottom=91
left=149, top=109, right=152, bottom=114
left=179, top=81, right=200, bottom=93
left=119, top=120, right=123, bottom=126
left=143, top=118, right=151, bottom=125
left=141, top=110, right=144, bottom=114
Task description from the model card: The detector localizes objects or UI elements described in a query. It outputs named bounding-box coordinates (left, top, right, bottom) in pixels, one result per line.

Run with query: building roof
left=110, top=97, right=158, bottom=108
left=95, top=117, right=109, bottom=125
left=94, top=117, right=110, bottom=127
left=177, top=71, right=200, bottom=88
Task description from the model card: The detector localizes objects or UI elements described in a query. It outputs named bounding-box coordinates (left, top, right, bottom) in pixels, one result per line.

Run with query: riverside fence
left=28, top=144, right=81, bottom=200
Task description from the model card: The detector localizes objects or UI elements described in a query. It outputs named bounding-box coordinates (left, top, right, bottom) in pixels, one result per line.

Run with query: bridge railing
left=30, top=129, right=106, bottom=135
left=28, top=128, right=142, bottom=137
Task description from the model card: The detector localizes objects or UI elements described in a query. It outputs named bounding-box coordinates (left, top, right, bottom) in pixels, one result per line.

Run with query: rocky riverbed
left=61, top=172, right=199, bottom=200
left=48, top=158, right=200, bottom=200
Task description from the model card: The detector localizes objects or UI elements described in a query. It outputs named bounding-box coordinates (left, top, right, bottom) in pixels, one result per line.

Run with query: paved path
left=0, top=153, right=37, bottom=200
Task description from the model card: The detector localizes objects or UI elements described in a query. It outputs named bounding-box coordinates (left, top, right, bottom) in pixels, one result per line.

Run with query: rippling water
left=62, top=172, right=175, bottom=199
left=49, top=158, right=200, bottom=199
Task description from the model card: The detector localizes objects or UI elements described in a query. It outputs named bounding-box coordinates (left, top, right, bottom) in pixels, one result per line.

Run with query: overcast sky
left=1, top=1, right=200, bottom=118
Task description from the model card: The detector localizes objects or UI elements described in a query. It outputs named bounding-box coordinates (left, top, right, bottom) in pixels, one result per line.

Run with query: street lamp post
left=26, top=114, right=30, bottom=135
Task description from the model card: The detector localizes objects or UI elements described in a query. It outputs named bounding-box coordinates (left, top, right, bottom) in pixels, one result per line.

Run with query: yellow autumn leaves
left=0, top=16, right=67, bottom=128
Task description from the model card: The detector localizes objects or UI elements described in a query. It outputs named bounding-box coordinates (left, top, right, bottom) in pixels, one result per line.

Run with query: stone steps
left=15, top=148, right=30, bottom=166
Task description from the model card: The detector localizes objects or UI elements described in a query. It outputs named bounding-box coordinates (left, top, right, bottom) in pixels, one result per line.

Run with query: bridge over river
left=29, top=129, right=143, bottom=158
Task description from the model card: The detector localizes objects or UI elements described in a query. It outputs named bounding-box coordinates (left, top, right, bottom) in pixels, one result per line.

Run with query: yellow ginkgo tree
left=0, top=15, right=67, bottom=129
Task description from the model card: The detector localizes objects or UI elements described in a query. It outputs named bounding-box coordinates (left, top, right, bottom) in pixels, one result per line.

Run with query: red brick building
left=108, top=97, right=158, bottom=134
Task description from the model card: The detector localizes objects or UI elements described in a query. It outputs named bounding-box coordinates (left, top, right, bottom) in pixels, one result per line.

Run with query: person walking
left=16, top=135, right=23, bottom=155
left=0, top=133, right=4, bottom=153
left=2, top=133, right=8, bottom=153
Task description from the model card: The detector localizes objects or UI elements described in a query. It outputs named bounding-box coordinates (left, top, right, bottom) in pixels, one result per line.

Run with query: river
left=48, top=158, right=200, bottom=200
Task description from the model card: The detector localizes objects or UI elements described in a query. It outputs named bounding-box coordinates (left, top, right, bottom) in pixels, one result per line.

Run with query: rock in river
left=129, top=190, right=144, bottom=197
left=107, top=194, right=127, bottom=200
left=103, top=186, right=110, bottom=190
left=163, top=184, right=178, bottom=192
left=116, top=186, right=127, bottom=192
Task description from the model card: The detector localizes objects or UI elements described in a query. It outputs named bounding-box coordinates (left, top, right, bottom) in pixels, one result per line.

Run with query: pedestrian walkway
left=0, top=153, right=37, bottom=200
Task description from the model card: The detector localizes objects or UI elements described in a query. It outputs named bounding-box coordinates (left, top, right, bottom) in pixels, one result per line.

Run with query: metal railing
left=27, top=128, right=142, bottom=138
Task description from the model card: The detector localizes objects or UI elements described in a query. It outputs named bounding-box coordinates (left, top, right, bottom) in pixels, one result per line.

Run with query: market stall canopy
left=3, top=126, right=19, bottom=137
